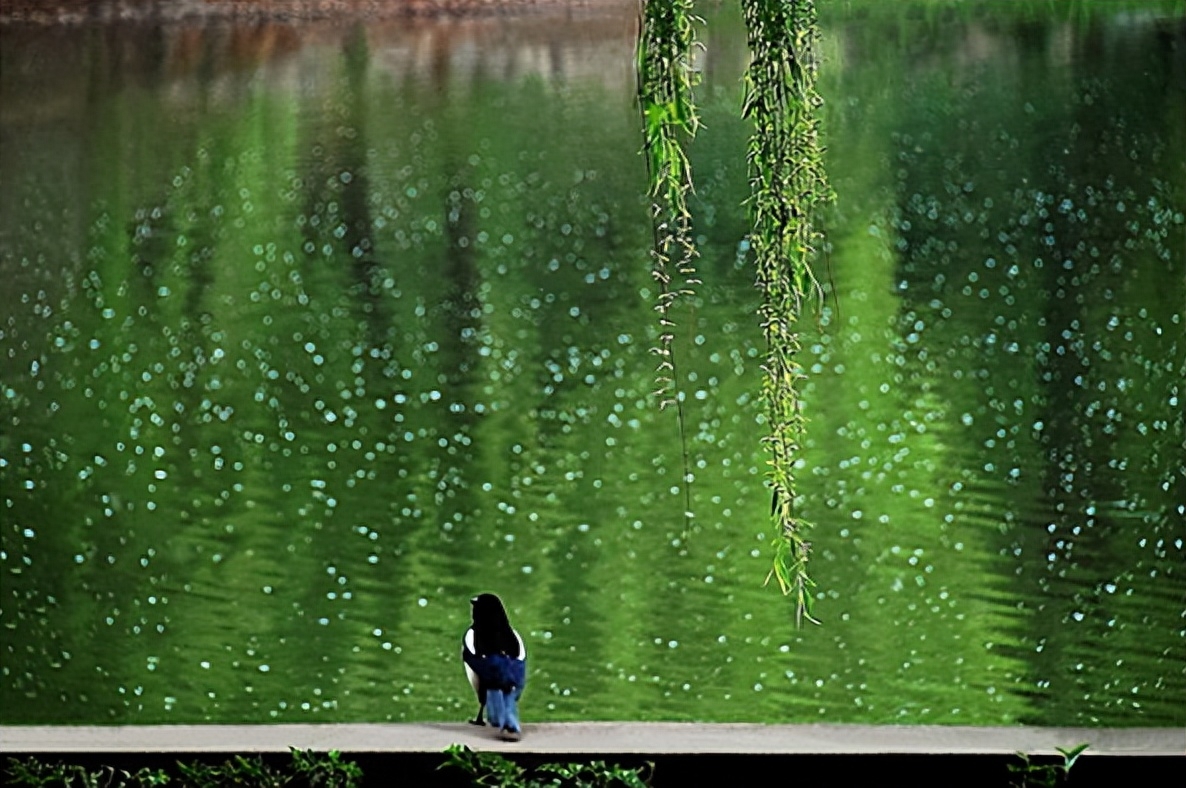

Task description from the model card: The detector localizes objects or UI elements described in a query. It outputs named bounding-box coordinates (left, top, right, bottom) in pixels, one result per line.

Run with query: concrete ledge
left=2, top=723, right=1183, bottom=756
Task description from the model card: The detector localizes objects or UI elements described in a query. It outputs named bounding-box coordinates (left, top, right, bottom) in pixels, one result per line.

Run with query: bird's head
left=470, top=593, right=509, bottom=627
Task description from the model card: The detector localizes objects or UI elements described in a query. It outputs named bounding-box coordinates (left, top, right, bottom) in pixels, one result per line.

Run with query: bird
left=461, top=592, right=526, bottom=741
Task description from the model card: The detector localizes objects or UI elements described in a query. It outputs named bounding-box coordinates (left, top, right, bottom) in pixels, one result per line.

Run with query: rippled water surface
left=2, top=1, right=1183, bottom=726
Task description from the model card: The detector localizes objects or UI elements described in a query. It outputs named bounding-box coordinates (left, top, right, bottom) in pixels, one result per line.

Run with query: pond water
left=1, top=1, right=1183, bottom=727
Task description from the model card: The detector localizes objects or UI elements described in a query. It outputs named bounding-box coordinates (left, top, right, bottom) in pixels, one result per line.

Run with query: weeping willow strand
left=637, top=0, right=701, bottom=529
left=740, top=0, right=832, bottom=625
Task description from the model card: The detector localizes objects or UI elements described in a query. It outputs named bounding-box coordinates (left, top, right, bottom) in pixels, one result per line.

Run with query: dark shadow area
left=5, top=750, right=1184, bottom=788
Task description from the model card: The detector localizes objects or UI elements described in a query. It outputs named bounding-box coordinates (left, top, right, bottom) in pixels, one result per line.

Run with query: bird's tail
left=484, top=687, right=521, bottom=733
left=504, top=688, right=521, bottom=733
left=485, top=686, right=508, bottom=729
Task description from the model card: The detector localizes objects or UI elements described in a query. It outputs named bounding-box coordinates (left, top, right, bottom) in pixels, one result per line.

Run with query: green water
left=1, top=2, right=1183, bottom=727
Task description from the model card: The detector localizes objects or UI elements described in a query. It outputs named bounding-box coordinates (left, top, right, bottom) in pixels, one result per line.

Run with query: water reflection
left=1, top=2, right=1182, bottom=726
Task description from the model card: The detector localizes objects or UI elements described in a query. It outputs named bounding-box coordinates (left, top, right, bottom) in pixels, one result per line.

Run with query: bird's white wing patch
left=514, top=629, right=526, bottom=660
left=462, top=627, right=480, bottom=696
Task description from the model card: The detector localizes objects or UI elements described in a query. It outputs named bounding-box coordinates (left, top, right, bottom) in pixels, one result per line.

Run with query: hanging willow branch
left=741, top=0, right=832, bottom=625
left=637, top=0, right=701, bottom=530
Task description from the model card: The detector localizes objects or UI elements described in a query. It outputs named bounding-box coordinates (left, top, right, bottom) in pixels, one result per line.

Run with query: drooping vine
left=635, top=0, right=830, bottom=595
left=637, top=0, right=701, bottom=530
left=740, top=0, right=832, bottom=625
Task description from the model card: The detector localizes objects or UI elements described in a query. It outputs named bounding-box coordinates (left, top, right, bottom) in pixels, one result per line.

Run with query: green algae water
left=1, top=1, right=1183, bottom=727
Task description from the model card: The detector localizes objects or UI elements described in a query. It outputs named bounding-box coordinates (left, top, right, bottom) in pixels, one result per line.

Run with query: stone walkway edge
left=2, top=723, right=1183, bottom=756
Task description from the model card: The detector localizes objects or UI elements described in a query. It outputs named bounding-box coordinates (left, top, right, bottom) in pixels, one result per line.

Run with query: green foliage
left=636, top=0, right=701, bottom=397
left=637, top=0, right=703, bottom=530
left=1008, top=744, right=1090, bottom=788
left=637, top=0, right=832, bottom=588
left=177, top=756, right=285, bottom=788
left=5, top=749, right=360, bottom=788
left=442, top=744, right=652, bottom=788
left=5, top=758, right=169, bottom=788
left=740, top=0, right=832, bottom=625
left=288, top=749, right=363, bottom=788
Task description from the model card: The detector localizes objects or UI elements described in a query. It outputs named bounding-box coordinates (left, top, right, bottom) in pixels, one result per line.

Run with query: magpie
left=462, top=592, right=526, bottom=741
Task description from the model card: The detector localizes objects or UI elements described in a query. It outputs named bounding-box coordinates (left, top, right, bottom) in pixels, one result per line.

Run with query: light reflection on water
left=1, top=2, right=1183, bottom=726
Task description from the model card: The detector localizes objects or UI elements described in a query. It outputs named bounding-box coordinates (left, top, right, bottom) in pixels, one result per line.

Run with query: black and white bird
left=461, top=593, right=526, bottom=740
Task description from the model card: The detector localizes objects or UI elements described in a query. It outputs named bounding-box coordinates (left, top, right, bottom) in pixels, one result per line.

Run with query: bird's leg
left=468, top=703, right=486, bottom=726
